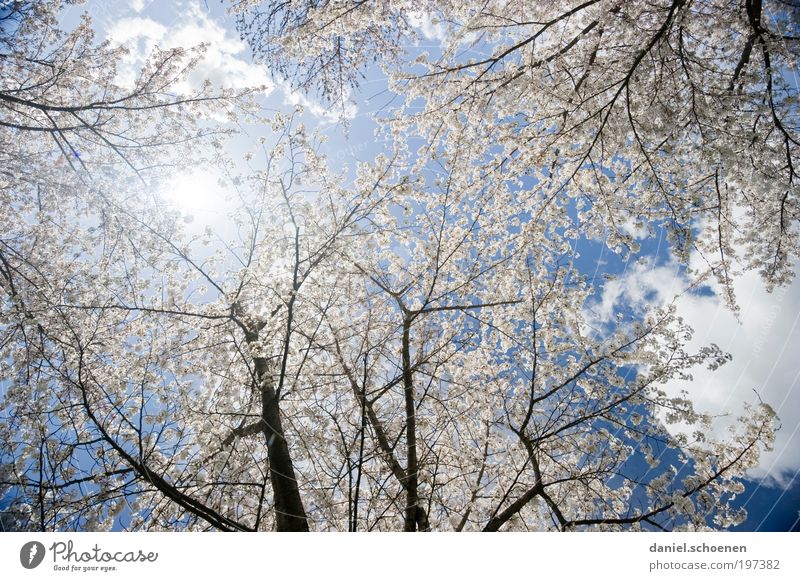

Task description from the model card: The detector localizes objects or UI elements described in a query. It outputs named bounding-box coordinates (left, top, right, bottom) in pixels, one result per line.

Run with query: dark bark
left=401, top=315, right=421, bottom=532
left=350, top=354, right=368, bottom=532
left=254, top=355, right=309, bottom=532
left=483, top=485, right=543, bottom=532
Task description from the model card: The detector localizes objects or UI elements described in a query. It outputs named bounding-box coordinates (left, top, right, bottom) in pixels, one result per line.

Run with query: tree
left=231, top=0, right=796, bottom=530
left=0, top=0, right=792, bottom=531
left=237, top=0, right=799, bottom=290
left=0, top=0, right=262, bottom=530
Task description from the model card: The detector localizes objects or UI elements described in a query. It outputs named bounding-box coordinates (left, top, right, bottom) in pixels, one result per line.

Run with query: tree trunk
left=254, top=356, right=309, bottom=531
left=401, top=316, right=420, bottom=532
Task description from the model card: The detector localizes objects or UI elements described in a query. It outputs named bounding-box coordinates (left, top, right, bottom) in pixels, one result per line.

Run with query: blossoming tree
left=1, top=0, right=794, bottom=531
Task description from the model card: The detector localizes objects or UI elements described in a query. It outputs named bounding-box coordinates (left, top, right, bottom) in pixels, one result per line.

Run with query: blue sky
left=47, top=0, right=800, bottom=531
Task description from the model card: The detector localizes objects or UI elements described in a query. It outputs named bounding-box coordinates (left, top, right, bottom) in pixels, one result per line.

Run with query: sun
left=159, top=168, right=221, bottom=213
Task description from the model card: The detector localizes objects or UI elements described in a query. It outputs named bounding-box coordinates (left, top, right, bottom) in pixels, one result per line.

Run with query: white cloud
left=588, top=258, right=685, bottom=323
left=107, top=16, right=165, bottom=47
left=407, top=11, right=448, bottom=44
left=280, top=82, right=357, bottom=123
left=129, top=0, right=147, bottom=13
left=591, top=255, right=800, bottom=486
left=618, top=217, right=651, bottom=240
left=107, top=5, right=360, bottom=123
left=106, top=6, right=272, bottom=95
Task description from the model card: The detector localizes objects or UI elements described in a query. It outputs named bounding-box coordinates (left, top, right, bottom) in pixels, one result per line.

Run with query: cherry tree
left=0, top=0, right=792, bottom=532
left=0, top=0, right=266, bottom=530
left=237, top=0, right=799, bottom=289
left=307, top=146, right=777, bottom=531
left=240, top=0, right=793, bottom=530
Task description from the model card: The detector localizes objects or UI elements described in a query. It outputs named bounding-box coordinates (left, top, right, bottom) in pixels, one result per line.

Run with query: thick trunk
left=254, top=356, right=309, bottom=532
left=350, top=354, right=368, bottom=532
left=401, top=316, right=420, bottom=532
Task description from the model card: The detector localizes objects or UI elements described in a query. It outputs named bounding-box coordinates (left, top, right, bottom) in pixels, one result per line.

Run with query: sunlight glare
left=159, top=168, right=222, bottom=214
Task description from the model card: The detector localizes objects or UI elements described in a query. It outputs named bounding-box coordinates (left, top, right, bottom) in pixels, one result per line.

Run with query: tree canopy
left=1, top=0, right=796, bottom=531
